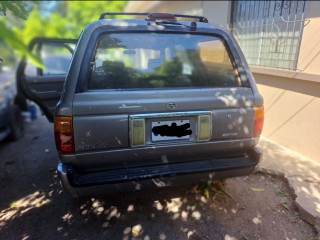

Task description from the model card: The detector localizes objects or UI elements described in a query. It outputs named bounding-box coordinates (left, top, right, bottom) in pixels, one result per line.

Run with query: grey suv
left=17, top=13, right=264, bottom=197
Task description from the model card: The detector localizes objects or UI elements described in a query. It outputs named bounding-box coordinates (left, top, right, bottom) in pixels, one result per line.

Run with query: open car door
left=16, top=37, right=77, bottom=122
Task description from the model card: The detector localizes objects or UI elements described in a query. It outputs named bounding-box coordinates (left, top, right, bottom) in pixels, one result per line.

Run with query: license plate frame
left=151, top=119, right=191, bottom=142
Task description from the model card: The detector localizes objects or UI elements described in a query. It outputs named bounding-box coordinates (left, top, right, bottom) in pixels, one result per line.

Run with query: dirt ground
left=0, top=116, right=317, bottom=240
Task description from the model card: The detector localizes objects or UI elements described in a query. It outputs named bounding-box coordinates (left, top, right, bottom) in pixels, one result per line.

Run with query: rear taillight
left=253, top=106, right=264, bottom=138
left=130, top=119, right=145, bottom=146
left=54, top=116, right=74, bottom=154
left=197, top=115, right=212, bottom=141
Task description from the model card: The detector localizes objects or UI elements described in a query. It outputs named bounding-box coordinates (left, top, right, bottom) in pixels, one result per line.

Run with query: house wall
left=125, top=1, right=230, bottom=25
left=254, top=72, right=320, bottom=161
left=252, top=0, right=320, bottom=161
left=125, top=1, right=320, bottom=162
left=297, top=1, right=320, bottom=75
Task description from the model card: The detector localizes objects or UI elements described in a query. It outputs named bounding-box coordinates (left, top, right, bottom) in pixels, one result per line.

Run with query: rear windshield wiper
left=152, top=20, right=197, bottom=31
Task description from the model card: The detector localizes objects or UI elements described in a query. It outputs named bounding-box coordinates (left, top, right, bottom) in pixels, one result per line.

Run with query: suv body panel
left=70, top=88, right=255, bottom=172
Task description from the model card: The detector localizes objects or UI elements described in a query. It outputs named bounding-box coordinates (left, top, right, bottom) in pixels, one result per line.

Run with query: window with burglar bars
left=230, top=0, right=307, bottom=70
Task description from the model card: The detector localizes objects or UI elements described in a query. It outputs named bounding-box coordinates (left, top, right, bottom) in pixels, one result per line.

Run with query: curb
left=257, top=137, right=320, bottom=236
left=257, top=167, right=320, bottom=234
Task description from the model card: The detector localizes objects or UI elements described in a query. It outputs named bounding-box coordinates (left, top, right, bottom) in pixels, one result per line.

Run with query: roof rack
left=99, top=12, right=208, bottom=23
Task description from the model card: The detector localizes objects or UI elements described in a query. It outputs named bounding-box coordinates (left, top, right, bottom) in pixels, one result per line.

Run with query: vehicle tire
left=8, top=105, right=24, bottom=141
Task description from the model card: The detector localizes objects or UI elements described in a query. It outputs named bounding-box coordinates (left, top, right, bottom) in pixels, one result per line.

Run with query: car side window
left=25, top=42, right=75, bottom=76
left=41, top=43, right=74, bottom=75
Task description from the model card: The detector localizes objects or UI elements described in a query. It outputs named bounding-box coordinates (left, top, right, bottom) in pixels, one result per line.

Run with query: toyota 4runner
left=17, top=13, right=264, bottom=197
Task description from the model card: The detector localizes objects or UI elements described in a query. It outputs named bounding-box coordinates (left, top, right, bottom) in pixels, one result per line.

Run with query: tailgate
left=69, top=31, right=256, bottom=171
left=71, top=87, right=255, bottom=171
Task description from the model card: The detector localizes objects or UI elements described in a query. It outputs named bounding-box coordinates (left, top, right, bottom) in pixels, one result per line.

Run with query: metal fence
left=230, top=0, right=308, bottom=70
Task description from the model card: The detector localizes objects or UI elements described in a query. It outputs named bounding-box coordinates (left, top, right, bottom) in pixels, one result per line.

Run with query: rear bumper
left=58, top=147, right=262, bottom=197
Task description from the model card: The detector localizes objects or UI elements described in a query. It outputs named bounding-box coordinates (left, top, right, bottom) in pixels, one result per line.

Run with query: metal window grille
left=230, top=0, right=308, bottom=70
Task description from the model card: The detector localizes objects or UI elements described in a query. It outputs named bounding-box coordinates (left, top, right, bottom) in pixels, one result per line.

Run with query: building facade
left=125, top=1, right=320, bottom=162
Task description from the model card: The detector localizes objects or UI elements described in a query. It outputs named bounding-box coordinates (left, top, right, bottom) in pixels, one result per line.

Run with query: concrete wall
left=125, top=1, right=230, bottom=26
left=254, top=73, right=320, bottom=161
left=125, top=1, right=202, bottom=16
left=125, top=1, right=320, bottom=162
left=297, top=1, right=320, bottom=75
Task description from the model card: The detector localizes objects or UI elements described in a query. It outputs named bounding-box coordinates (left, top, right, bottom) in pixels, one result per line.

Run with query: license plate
left=151, top=120, right=191, bottom=142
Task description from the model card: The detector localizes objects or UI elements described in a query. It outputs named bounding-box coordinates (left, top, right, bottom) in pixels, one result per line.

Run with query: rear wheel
left=8, top=105, right=24, bottom=141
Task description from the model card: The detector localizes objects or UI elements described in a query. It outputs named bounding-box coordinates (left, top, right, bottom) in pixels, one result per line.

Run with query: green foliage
left=14, top=1, right=128, bottom=43
left=276, top=189, right=288, bottom=197
left=0, top=41, right=14, bottom=67
left=0, top=20, right=43, bottom=68
left=0, top=1, right=127, bottom=68
left=0, top=1, right=28, bottom=20
left=0, top=1, right=39, bottom=68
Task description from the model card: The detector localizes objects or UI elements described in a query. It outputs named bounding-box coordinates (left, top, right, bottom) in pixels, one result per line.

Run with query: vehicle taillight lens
left=130, top=119, right=145, bottom=146
left=253, top=106, right=264, bottom=138
left=54, top=116, right=74, bottom=154
left=197, top=115, right=212, bottom=141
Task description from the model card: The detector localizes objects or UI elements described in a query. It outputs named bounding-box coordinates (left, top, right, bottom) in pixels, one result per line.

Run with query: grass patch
left=276, top=189, right=288, bottom=197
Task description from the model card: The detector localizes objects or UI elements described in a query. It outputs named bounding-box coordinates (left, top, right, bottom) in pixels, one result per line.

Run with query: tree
left=0, top=1, right=127, bottom=69
left=13, top=1, right=127, bottom=43
left=0, top=2, right=42, bottom=68
left=0, top=1, right=29, bottom=19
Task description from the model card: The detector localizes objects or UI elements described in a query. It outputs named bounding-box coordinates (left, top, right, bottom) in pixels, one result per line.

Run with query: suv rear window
left=89, top=33, right=239, bottom=89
